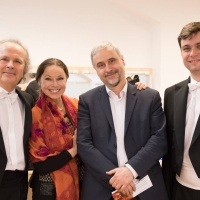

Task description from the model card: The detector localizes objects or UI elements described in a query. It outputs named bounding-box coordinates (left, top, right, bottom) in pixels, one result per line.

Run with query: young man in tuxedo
left=77, top=41, right=168, bottom=200
left=0, top=39, right=34, bottom=200
left=162, top=22, right=200, bottom=200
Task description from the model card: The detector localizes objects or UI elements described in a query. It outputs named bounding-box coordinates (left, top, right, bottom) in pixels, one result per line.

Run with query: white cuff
left=125, top=163, right=138, bottom=179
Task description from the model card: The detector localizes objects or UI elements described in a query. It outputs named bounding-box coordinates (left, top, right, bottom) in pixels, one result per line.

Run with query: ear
left=121, top=55, right=125, bottom=66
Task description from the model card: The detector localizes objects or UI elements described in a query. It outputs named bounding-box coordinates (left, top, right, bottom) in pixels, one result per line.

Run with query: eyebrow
left=96, top=61, right=104, bottom=65
left=182, top=42, right=200, bottom=47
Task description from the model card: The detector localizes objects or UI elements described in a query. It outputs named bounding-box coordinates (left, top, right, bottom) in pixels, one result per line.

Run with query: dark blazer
left=77, top=83, right=168, bottom=200
left=162, top=77, right=200, bottom=199
left=0, top=87, right=34, bottom=184
left=25, top=80, right=40, bottom=103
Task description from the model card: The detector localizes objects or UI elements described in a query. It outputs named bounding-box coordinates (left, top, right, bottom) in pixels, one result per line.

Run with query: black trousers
left=0, top=170, right=28, bottom=200
left=173, top=180, right=200, bottom=200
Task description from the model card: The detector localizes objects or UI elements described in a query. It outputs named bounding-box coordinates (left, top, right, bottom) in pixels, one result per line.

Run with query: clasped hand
left=106, top=167, right=136, bottom=197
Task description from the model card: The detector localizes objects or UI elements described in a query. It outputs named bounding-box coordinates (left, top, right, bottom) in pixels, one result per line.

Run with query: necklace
left=58, top=107, right=64, bottom=111
left=58, top=105, right=66, bottom=114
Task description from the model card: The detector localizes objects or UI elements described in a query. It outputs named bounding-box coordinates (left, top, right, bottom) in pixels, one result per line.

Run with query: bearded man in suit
left=162, top=22, right=200, bottom=200
left=77, top=41, right=168, bottom=200
left=0, top=39, right=34, bottom=200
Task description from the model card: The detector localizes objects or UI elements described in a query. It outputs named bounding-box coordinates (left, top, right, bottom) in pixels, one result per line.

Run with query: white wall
left=1, top=0, right=200, bottom=99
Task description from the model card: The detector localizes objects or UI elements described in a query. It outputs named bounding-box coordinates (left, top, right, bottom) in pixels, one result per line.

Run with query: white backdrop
left=1, top=0, right=200, bottom=99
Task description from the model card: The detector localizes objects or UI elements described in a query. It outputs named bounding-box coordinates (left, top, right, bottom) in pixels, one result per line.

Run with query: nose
left=190, top=47, right=199, bottom=57
left=6, top=60, right=14, bottom=69
left=105, top=63, right=112, bottom=72
left=52, top=80, right=58, bottom=86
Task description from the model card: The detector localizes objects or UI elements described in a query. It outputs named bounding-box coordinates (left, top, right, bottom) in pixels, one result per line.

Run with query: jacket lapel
left=16, top=88, right=32, bottom=145
left=125, top=84, right=137, bottom=134
left=0, top=128, right=6, bottom=155
left=99, top=86, right=115, bottom=130
left=191, top=116, right=200, bottom=145
left=174, top=78, right=190, bottom=155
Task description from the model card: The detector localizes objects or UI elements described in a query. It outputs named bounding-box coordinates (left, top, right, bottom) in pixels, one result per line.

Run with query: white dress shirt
left=176, top=76, right=200, bottom=189
left=0, top=87, right=25, bottom=170
left=106, top=81, right=138, bottom=178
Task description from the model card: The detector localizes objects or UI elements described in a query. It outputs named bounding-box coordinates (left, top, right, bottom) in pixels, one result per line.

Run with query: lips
left=188, top=59, right=200, bottom=63
left=3, top=71, right=15, bottom=75
left=49, top=89, right=60, bottom=93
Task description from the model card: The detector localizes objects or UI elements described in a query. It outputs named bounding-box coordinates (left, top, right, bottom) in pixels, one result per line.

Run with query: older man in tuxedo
left=77, top=41, right=168, bottom=200
left=162, top=22, right=200, bottom=200
left=0, top=39, right=34, bottom=200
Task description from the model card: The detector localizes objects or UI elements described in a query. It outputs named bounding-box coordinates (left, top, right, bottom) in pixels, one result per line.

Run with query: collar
left=0, top=86, right=17, bottom=94
left=106, top=81, right=128, bottom=99
left=190, top=76, right=200, bottom=84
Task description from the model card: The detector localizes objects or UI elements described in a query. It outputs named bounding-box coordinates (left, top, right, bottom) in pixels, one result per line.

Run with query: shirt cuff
left=125, top=163, right=138, bottom=179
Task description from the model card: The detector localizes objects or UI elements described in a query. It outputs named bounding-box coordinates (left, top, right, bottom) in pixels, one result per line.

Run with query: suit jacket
left=77, top=83, right=168, bottom=200
left=0, top=87, right=34, bottom=184
left=25, top=80, right=40, bottom=103
left=162, top=77, right=200, bottom=199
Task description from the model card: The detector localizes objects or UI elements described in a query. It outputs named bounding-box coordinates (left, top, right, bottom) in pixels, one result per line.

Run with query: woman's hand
left=135, top=82, right=149, bottom=90
left=68, top=130, right=77, bottom=157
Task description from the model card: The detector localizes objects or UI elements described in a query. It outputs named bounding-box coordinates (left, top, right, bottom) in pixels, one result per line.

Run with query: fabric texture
left=173, top=180, right=200, bottom=200
left=25, top=80, right=40, bottom=103
left=0, top=170, right=28, bottom=200
left=162, top=77, right=200, bottom=199
left=77, top=83, right=168, bottom=200
left=0, top=87, right=34, bottom=198
left=29, top=93, right=79, bottom=200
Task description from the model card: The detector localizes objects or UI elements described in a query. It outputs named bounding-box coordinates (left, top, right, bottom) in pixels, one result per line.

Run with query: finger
left=126, top=184, right=133, bottom=196
left=143, top=84, right=149, bottom=89
left=119, top=188, right=129, bottom=197
left=106, top=168, right=116, bottom=175
left=73, top=132, right=77, bottom=139
left=130, top=182, right=136, bottom=191
left=113, top=183, right=122, bottom=190
left=73, top=134, right=77, bottom=143
left=135, top=82, right=142, bottom=88
left=109, top=176, right=115, bottom=185
left=137, top=84, right=143, bottom=90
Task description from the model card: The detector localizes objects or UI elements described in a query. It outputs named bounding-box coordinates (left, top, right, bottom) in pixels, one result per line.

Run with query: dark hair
left=178, top=22, right=200, bottom=48
left=36, top=58, right=69, bottom=82
left=0, top=39, right=30, bottom=76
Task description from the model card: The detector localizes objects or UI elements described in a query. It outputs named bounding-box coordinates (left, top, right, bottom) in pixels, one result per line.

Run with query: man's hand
left=106, top=167, right=136, bottom=196
left=135, top=82, right=149, bottom=90
left=119, top=183, right=135, bottom=197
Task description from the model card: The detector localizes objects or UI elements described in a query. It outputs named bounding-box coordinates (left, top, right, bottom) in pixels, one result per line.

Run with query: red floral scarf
left=29, top=93, right=79, bottom=200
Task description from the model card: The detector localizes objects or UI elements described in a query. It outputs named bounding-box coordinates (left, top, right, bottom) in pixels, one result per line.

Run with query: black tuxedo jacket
left=77, top=83, right=168, bottom=200
left=0, top=87, right=34, bottom=184
left=162, top=77, right=200, bottom=199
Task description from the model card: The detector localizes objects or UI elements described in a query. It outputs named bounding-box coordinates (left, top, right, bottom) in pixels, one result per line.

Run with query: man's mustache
left=105, top=69, right=118, bottom=77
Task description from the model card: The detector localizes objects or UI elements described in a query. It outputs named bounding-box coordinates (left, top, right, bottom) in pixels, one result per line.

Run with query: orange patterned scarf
left=29, top=93, right=79, bottom=200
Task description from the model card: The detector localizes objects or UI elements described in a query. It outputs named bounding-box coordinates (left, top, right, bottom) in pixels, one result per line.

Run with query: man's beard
left=105, top=69, right=120, bottom=87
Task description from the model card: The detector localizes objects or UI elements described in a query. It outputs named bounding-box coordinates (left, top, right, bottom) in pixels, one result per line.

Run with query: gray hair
left=90, top=41, right=122, bottom=66
left=0, top=39, right=30, bottom=79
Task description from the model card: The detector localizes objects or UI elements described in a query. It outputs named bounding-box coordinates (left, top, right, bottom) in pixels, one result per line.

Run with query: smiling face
left=38, top=65, right=67, bottom=102
left=0, top=42, right=26, bottom=91
left=92, top=47, right=126, bottom=94
left=181, top=31, right=200, bottom=81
